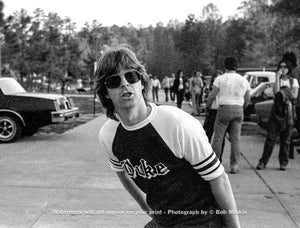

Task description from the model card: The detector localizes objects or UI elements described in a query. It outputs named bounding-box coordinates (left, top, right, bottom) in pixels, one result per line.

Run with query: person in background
left=169, top=73, right=176, bottom=102
left=161, top=75, right=170, bottom=102
left=148, top=74, right=153, bottom=100
left=204, top=70, right=222, bottom=141
left=173, top=70, right=186, bottom=109
left=184, top=79, right=191, bottom=103
left=202, top=81, right=211, bottom=105
left=207, top=57, right=250, bottom=174
left=256, top=59, right=299, bottom=171
left=95, top=44, right=240, bottom=228
left=151, top=75, right=160, bottom=103
left=282, top=52, right=300, bottom=159
left=189, top=70, right=204, bottom=116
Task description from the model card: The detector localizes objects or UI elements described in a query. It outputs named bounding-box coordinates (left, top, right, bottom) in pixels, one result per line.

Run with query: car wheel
left=0, top=116, right=22, bottom=143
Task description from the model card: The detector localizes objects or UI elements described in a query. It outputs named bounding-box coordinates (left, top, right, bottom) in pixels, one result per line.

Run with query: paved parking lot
left=0, top=93, right=299, bottom=227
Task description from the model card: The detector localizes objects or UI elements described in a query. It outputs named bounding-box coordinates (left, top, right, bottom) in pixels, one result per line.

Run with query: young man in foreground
left=95, top=45, right=241, bottom=228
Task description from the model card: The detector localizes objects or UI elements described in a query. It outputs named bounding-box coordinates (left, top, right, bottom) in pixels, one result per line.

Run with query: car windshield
left=0, top=79, right=26, bottom=94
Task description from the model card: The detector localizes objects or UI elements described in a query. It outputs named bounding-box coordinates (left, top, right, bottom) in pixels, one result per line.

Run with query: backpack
left=273, top=86, right=296, bottom=129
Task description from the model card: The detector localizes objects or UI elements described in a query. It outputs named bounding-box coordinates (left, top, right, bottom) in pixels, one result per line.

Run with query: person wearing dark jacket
left=173, top=70, right=186, bottom=109
left=256, top=59, right=299, bottom=171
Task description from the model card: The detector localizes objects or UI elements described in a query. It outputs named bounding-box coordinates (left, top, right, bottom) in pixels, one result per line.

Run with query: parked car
left=243, top=71, right=276, bottom=119
left=253, top=100, right=273, bottom=129
left=0, top=77, right=79, bottom=143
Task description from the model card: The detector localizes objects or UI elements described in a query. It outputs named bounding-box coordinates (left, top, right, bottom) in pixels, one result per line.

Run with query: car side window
left=258, top=77, right=269, bottom=84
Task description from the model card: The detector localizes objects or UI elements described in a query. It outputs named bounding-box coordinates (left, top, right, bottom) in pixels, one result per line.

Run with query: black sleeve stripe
left=192, top=151, right=214, bottom=167
left=194, top=156, right=219, bottom=173
left=110, top=158, right=122, bottom=167
left=200, top=162, right=221, bottom=176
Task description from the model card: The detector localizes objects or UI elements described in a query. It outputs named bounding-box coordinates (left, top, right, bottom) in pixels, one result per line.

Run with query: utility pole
left=0, top=32, right=4, bottom=78
left=93, top=33, right=102, bottom=116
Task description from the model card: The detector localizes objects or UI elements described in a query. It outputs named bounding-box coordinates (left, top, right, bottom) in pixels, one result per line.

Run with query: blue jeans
left=176, top=90, right=184, bottom=109
left=152, top=87, right=159, bottom=102
left=259, top=115, right=293, bottom=166
left=212, top=105, right=243, bottom=166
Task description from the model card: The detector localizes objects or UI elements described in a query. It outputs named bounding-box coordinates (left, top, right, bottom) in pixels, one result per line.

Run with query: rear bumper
left=51, top=108, right=79, bottom=123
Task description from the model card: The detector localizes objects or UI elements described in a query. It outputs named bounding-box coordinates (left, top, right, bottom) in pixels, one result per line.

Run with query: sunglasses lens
left=125, top=71, right=141, bottom=83
left=105, top=71, right=141, bottom=89
left=105, top=76, right=121, bottom=89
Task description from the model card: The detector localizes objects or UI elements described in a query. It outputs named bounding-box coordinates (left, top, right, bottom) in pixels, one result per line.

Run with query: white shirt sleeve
left=293, top=78, right=299, bottom=88
left=178, top=113, right=224, bottom=181
left=152, top=106, right=224, bottom=181
left=99, top=120, right=124, bottom=172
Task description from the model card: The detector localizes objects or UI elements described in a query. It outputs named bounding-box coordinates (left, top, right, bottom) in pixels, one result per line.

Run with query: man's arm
left=209, top=171, right=241, bottom=228
left=291, top=86, right=298, bottom=99
left=243, top=90, right=250, bottom=109
left=206, top=86, right=219, bottom=108
left=116, top=171, right=153, bottom=216
left=273, top=71, right=281, bottom=94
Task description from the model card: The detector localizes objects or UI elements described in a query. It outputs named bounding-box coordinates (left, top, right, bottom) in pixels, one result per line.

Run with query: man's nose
left=120, top=75, right=129, bottom=87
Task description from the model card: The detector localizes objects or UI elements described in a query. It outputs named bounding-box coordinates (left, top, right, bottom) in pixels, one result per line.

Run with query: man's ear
left=105, top=93, right=110, bottom=99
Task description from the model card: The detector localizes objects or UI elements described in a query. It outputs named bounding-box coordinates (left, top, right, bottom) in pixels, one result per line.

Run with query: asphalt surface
left=0, top=97, right=299, bottom=228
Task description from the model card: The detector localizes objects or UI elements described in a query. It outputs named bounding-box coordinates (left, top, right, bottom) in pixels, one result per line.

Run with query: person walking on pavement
left=189, top=70, right=204, bottom=116
left=95, top=45, right=241, bottom=228
left=207, top=57, right=250, bottom=174
left=173, top=70, right=186, bottom=109
left=204, top=71, right=222, bottom=142
left=282, top=52, right=300, bottom=159
left=161, top=75, right=170, bottom=102
left=169, top=73, right=176, bottom=102
left=151, top=75, right=160, bottom=103
left=256, top=59, right=299, bottom=171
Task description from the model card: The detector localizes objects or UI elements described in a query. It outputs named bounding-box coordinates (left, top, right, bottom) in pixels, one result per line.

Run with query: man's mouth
left=122, top=92, right=133, bottom=98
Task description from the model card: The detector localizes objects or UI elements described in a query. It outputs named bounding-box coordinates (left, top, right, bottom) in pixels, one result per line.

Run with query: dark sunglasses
left=279, top=65, right=287, bottom=68
left=105, top=70, right=141, bottom=89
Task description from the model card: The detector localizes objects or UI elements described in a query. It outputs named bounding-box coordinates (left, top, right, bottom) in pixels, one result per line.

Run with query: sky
left=3, top=0, right=245, bottom=28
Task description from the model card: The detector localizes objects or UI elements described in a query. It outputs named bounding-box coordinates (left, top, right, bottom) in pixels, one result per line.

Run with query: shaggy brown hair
left=94, top=45, right=150, bottom=120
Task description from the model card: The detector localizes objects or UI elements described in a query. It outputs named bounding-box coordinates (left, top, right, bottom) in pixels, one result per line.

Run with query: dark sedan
left=253, top=99, right=273, bottom=129
left=0, top=77, right=79, bottom=143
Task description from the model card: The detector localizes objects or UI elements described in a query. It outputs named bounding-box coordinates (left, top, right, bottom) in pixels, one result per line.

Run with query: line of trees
left=0, top=0, right=299, bottom=92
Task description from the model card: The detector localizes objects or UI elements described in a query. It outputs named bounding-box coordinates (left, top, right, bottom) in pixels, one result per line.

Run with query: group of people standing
left=149, top=73, right=176, bottom=103
left=150, top=69, right=210, bottom=114
left=204, top=53, right=300, bottom=173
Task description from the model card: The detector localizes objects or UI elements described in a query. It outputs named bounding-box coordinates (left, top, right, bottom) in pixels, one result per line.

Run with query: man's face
left=105, top=69, right=144, bottom=111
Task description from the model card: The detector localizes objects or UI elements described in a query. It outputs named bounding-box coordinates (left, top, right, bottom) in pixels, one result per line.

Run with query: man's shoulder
left=231, top=72, right=247, bottom=82
left=99, top=119, right=120, bottom=137
left=156, top=105, right=200, bottom=126
left=157, top=104, right=183, bottom=116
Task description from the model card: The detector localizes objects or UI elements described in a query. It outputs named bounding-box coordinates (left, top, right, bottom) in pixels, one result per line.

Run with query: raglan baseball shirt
left=99, top=103, right=224, bottom=226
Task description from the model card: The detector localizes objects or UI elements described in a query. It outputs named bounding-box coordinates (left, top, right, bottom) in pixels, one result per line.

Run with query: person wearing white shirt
left=151, top=75, right=161, bottom=102
left=207, top=57, right=250, bottom=174
left=161, top=75, right=170, bottom=102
